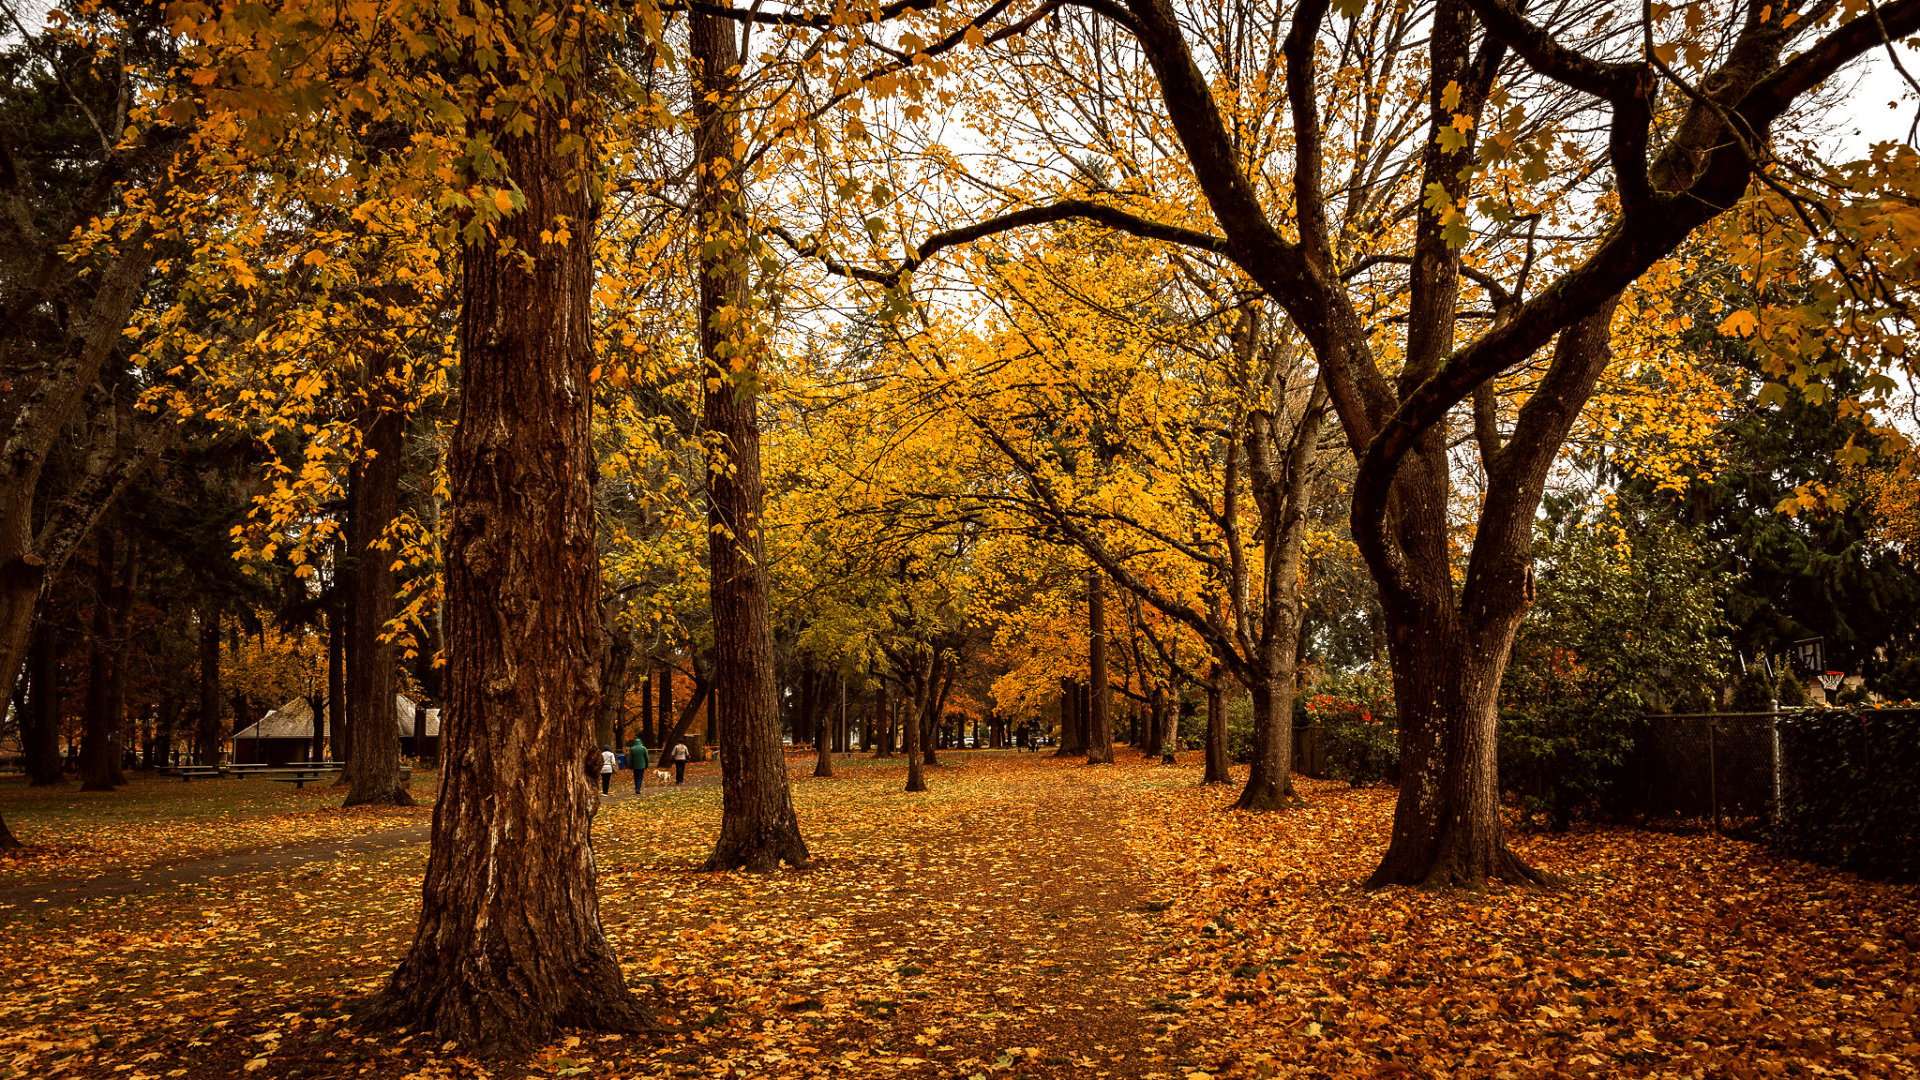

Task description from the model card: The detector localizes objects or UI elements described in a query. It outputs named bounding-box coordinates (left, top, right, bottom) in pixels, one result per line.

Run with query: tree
left=692, top=3, right=811, bottom=872
left=822, top=0, right=1920, bottom=884
left=352, top=0, right=649, bottom=1050
left=341, top=391, right=414, bottom=807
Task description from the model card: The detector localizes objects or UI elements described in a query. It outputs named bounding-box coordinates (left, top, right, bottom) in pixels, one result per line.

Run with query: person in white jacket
left=597, top=746, right=617, bottom=795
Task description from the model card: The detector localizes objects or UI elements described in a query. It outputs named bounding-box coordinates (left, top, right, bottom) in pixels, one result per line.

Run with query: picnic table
left=224, top=762, right=335, bottom=777
left=167, top=765, right=223, bottom=782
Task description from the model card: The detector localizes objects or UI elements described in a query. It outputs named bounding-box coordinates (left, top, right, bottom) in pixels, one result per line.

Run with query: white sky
left=1837, top=46, right=1920, bottom=152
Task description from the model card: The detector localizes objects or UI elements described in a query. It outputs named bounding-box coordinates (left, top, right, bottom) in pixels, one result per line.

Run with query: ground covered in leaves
left=0, top=774, right=435, bottom=887
left=1, top=754, right=1915, bottom=1080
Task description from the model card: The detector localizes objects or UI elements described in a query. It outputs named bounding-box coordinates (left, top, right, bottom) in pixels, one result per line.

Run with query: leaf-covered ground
left=0, top=774, right=435, bottom=886
left=0, top=753, right=1914, bottom=1080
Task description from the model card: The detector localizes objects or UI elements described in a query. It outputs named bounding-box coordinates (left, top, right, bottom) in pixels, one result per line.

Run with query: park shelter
left=230, top=695, right=440, bottom=765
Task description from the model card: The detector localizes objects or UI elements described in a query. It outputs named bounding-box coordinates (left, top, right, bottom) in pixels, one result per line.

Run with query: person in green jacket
left=628, top=736, right=649, bottom=792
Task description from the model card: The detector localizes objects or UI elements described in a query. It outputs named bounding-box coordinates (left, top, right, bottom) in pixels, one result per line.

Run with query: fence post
left=1709, top=719, right=1720, bottom=836
left=1770, top=705, right=1782, bottom=825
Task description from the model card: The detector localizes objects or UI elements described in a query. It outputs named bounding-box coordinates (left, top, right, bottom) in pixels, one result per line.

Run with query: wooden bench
left=265, top=766, right=407, bottom=790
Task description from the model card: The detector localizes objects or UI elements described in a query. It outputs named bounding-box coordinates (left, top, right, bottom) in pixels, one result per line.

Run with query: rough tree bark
left=692, top=4, right=809, bottom=874
left=343, top=399, right=412, bottom=807
left=361, top=0, right=648, bottom=1049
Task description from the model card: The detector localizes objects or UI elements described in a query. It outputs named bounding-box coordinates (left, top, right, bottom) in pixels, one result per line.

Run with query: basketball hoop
left=1819, top=671, right=1845, bottom=692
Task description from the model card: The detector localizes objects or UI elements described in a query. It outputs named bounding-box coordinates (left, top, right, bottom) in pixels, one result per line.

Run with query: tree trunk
left=870, top=682, right=892, bottom=757
left=1204, top=668, right=1230, bottom=784
left=1143, top=683, right=1164, bottom=759
left=343, top=399, right=412, bottom=807
left=1086, top=572, right=1114, bottom=764
left=903, top=668, right=927, bottom=793
left=1159, top=684, right=1179, bottom=764
left=1360, top=311, right=1617, bottom=888
left=1054, top=677, right=1083, bottom=757
left=326, top=600, right=345, bottom=761
left=196, top=605, right=221, bottom=765
left=597, top=626, right=631, bottom=751
left=1237, top=678, right=1294, bottom=810
left=654, top=674, right=713, bottom=767
left=363, top=8, right=648, bottom=1048
left=691, top=3, right=808, bottom=872
left=80, top=529, right=122, bottom=790
left=639, top=668, right=653, bottom=747
left=814, top=676, right=838, bottom=778
left=154, top=695, right=179, bottom=771
left=658, top=663, right=673, bottom=749
left=24, top=621, right=62, bottom=785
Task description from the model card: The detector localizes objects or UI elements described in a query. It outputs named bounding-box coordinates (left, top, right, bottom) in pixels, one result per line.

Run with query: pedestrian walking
left=597, top=745, right=617, bottom=795
left=628, top=735, right=649, bottom=792
left=669, top=739, right=690, bottom=784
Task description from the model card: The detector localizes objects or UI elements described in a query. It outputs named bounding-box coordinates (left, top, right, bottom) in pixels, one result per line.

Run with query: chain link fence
left=1635, top=710, right=1920, bottom=881
left=1632, top=712, right=1784, bottom=834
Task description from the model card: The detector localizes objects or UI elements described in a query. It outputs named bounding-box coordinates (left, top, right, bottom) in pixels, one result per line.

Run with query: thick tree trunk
left=344, top=402, right=412, bottom=807
left=195, top=606, right=221, bottom=765
left=1236, top=678, right=1294, bottom=810
left=24, top=621, right=62, bottom=785
left=1361, top=311, right=1616, bottom=888
left=0, top=809, right=18, bottom=851
left=1366, top=610, right=1546, bottom=888
left=1086, top=572, right=1114, bottom=764
left=363, top=8, right=648, bottom=1048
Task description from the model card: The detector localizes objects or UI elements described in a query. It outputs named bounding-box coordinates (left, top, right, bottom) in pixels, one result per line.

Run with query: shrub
left=1499, top=520, right=1730, bottom=829
left=1304, top=668, right=1398, bottom=786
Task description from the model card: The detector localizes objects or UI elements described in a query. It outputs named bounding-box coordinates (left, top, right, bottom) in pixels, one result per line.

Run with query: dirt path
left=0, top=772, right=720, bottom=919
left=601, top=755, right=1179, bottom=1078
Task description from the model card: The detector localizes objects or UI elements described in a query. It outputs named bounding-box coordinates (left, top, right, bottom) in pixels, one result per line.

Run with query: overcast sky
left=1836, top=45, right=1920, bottom=152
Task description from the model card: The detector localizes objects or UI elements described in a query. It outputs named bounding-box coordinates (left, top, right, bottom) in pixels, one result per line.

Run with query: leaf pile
left=1, top=755, right=1914, bottom=1080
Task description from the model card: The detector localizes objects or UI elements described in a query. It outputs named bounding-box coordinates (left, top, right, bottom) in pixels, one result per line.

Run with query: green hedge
left=1772, top=708, right=1920, bottom=882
